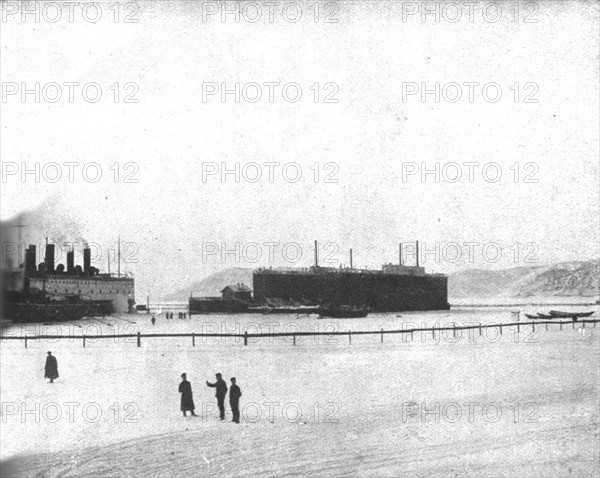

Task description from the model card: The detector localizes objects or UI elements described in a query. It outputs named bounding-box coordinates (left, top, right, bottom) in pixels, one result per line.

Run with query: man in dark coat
left=179, top=373, right=197, bottom=417
left=206, top=373, right=228, bottom=421
left=44, top=351, right=58, bottom=383
left=229, top=377, right=242, bottom=423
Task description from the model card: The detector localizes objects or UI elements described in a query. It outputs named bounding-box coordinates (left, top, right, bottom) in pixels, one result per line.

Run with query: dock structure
left=188, top=241, right=449, bottom=313
left=253, top=265, right=448, bottom=313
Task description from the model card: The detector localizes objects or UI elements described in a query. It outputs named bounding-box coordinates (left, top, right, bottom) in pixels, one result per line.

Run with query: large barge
left=253, top=266, right=448, bottom=312
left=191, top=241, right=449, bottom=314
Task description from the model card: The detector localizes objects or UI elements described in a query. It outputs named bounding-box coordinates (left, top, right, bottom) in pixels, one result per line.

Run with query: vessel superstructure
left=23, top=243, right=135, bottom=314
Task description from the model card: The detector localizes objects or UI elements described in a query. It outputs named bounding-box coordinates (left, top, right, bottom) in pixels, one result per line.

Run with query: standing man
left=206, top=373, right=228, bottom=421
left=229, top=377, right=242, bottom=423
left=151, top=315, right=156, bottom=325
left=179, top=373, right=197, bottom=417
left=44, top=351, right=58, bottom=383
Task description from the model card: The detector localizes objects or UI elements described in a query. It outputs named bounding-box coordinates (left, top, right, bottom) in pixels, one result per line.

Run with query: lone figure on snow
left=179, top=373, right=197, bottom=417
left=206, top=373, right=228, bottom=421
left=229, top=377, right=242, bottom=424
left=45, top=351, right=59, bottom=383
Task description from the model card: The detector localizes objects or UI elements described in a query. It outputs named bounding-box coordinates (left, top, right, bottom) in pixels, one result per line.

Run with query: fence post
left=479, top=323, right=482, bottom=336
left=517, top=322, right=520, bottom=334
left=244, top=331, right=248, bottom=346
left=432, top=327, right=436, bottom=341
left=192, top=333, right=195, bottom=347
left=453, top=323, right=456, bottom=338
left=137, top=332, right=141, bottom=347
left=572, top=320, right=575, bottom=329
left=381, top=328, right=384, bottom=343
left=83, top=335, right=86, bottom=348
left=24, top=336, right=27, bottom=349
left=348, top=330, right=351, bottom=345
left=560, top=322, right=563, bottom=331
left=293, top=334, right=296, bottom=346
left=532, top=323, right=535, bottom=333
left=499, top=323, right=502, bottom=335
left=545, top=323, right=548, bottom=331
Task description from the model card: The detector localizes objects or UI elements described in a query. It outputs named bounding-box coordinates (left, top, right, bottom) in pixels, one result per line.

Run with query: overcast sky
left=1, top=1, right=598, bottom=299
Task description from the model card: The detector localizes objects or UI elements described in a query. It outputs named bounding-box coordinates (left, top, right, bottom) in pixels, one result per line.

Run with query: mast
left=314, top=240, right=318, bottom=267
left=117, top=236, right=121, bottom=277
left=416, top=240, right=420, bottom=267
left=108, top=250, right=111, bottom=275
left=399, top=242, right=402, bottom=266
left=43, top=237, right=48, bottom=291
left=14, top=215, right=27, bottom=267
left=350, top=249, right=353, bottom=269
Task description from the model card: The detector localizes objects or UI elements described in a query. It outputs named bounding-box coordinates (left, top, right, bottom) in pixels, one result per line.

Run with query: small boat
left=549, top=310, right=595, bottom=318
left=319, top=306, right=369, bottom=319
left=577, top=311, right=595, bottom=317
left=525, top=311, right=594, bottom=320
left=522, top=314, right=550, bottom=320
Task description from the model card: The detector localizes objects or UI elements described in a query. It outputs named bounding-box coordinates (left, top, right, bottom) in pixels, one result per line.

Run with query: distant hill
left=165, top=268, right=253, bottom=301
left=449, top=260, right=599, bottom=298
left=165, top=260, right=600, bottom=302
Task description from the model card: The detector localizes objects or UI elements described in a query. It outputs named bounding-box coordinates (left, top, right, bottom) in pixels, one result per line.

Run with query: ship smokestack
left=83, top=247, right=91, bottom=275
left=416, top=240, right=419, bottom=267
left=45, top=244, right=55, bottom=274
left=350, top=249, right=353, bottom=269
left=25, top=245, right=36, bottom=274
left=67, top=249, right=74, bottom=273
left=399, top=243, right=402, bottom=266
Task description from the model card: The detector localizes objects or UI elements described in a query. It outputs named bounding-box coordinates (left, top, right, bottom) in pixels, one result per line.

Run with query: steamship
left=3, top=242, right=135, bottom=322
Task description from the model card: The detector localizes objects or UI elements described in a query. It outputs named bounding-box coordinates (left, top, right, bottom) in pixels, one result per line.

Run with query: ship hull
left=5, top=302, right=90, bottom=323
left=253, top=269, right=449, bottom=313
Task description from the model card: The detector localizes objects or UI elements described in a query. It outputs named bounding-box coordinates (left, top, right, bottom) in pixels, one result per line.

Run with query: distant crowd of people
left=180, top=372, right=242, bottom=423
left=150, top=311, right=190, bottom=325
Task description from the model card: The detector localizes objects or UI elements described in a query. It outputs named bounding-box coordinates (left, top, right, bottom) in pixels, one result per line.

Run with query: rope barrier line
left=1, top=319, right=597, bottom=344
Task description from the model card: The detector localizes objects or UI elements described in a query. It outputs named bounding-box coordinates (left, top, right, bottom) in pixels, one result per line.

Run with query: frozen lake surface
left=1, top=305, right=599, bottom=477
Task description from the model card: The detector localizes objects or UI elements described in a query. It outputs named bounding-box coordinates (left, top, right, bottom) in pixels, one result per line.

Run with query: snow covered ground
left=1, top=307, right=599, bottom=477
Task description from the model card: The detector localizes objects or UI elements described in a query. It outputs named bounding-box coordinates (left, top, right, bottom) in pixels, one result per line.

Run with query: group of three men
left=179, top=373, right=242, bottom=423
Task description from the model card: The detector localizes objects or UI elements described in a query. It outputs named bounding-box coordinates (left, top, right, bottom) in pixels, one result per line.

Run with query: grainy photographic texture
left=1, top=1, right=599, bottom=477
